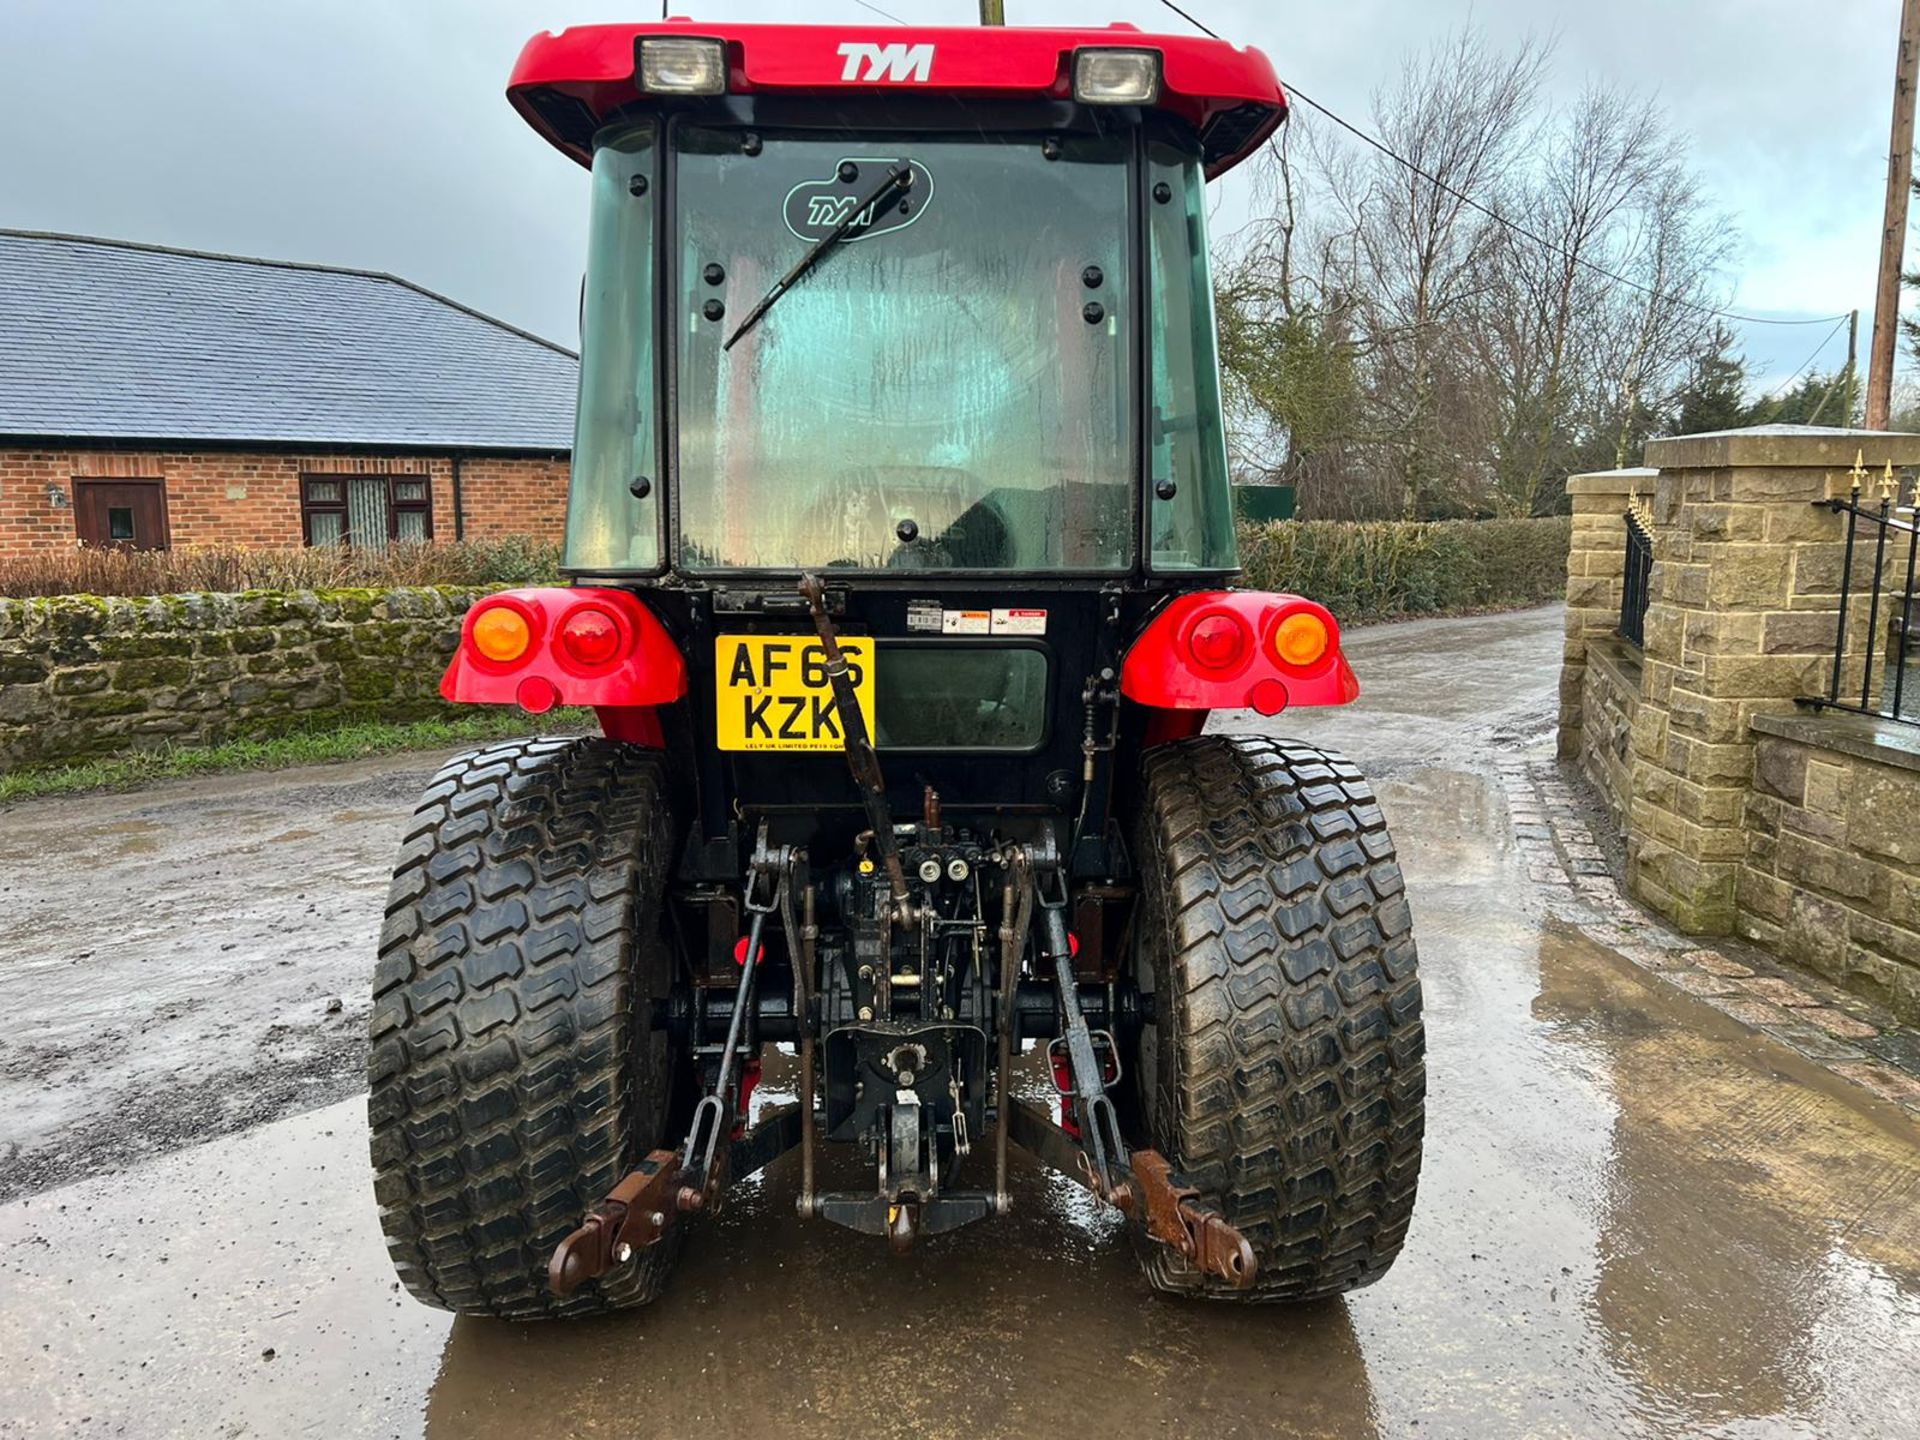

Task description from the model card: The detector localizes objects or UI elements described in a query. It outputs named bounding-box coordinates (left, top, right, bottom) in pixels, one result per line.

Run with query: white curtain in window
left=347, top=478, right=390, bottom=551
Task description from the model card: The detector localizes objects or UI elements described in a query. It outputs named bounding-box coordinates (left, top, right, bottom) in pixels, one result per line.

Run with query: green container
left=1233, top=485, right=1297, bottom=523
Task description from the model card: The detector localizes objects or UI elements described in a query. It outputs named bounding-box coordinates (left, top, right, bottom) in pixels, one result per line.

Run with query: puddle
left=5, top=614, right=1919, bottom=1437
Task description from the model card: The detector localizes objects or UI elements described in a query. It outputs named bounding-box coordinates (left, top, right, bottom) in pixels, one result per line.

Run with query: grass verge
left=0, top=710, right=589, bottom=805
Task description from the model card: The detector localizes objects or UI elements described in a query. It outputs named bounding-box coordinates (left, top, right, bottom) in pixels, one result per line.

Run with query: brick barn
left=0, top=231, right=577, bottom=559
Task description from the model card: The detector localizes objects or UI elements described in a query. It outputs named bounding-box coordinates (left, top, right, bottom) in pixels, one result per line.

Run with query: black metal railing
left=1805, top=475, right=1919, bottom=728
left=1619, top=511, right=1654, bottom=649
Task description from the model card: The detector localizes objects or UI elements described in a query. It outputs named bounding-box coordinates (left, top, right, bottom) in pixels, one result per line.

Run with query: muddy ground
left=0, top=758, right=434, bottom=1199
left=3, top=604, right=1918, bottom=1438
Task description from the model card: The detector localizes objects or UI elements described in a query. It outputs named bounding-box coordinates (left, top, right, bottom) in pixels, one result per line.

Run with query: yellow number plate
left=714, top=636, right=875, bottom=752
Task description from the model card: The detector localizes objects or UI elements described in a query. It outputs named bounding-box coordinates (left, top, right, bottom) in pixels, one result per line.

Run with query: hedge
left=1237, top=517, right=1570, bottom=626
left=3, top=523, right=1569, bottom=628
left=0, top=537, right=561, bottom=599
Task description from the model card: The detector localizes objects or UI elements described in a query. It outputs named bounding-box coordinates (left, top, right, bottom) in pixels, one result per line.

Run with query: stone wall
left=1578, top=636, right=1641, bottom=835
left=1556, top=424, right=1920, bottom=1020
left=0, top=586, right=485, bottom=771
left=1740, top=713, right=1920, bottom=1020
left=1625, top=429, right=1907, bottom=933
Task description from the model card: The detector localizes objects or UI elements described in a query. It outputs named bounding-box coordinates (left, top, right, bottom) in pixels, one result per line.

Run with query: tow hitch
left=549, top=1108, right=805, bottom=1297
left=551, top=832, right=1256, bottom=1297
left=547, top=1148, right=680, bottom=1296
left=1005, top=1098, right=1256, bottom=1289
left=1013, top=844, right=1257, bottom=1290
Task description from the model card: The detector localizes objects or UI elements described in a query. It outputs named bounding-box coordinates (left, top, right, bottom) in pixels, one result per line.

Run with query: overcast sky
left=0, top=0, right=1905, bottom=394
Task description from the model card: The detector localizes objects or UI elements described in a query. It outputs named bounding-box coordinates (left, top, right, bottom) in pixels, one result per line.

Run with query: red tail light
left=1120, top=591, right=1359, bottom=719
left=558, top=605, right=622, bottom=667
left=441, top=587, right=688, bottom=715
left=1187, top=612, right=1250, bottom=671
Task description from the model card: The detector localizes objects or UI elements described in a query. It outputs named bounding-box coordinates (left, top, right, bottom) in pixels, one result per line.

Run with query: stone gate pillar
left=1627, top=427, right=1920, bottom=933
left=1559, top=467, right=1656, bottom=761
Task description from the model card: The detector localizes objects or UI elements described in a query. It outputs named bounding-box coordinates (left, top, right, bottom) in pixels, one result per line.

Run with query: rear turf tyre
left=1127, top=736, right=1424, bottom=1302
left=369, top=737, right=684, bottom=1319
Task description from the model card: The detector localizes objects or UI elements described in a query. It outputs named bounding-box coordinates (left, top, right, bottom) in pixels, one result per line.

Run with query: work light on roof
left=638, top=37, right=727, bottom=95
left=1072, top=48, right=1161, bottom=105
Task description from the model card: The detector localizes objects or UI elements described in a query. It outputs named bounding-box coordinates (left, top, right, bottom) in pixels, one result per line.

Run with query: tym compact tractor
left=369, top=18, right=1424, bottom=1319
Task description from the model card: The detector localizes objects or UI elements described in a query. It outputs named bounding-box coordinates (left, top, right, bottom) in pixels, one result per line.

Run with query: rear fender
left=442, top=587, right=686, bottom=745
left=1121, top=591, right=1358, bottom=738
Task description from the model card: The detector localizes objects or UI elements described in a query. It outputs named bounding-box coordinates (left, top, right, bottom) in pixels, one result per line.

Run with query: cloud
left=0, top=0, right=1899, bottom=385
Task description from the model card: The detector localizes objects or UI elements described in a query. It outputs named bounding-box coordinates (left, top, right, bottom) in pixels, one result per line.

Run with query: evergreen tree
left=1671, top=323, right=1748, bottom=434
left=1745, top=369, right=1858, bottom=427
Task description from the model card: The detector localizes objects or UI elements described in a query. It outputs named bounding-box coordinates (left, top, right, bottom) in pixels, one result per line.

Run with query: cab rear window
left=672, top=127, right=1133, bottom=572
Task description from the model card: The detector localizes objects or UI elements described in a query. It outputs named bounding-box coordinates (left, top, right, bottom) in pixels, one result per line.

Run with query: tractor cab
left=372, top=20, right=1424, bottom=1321
left=524, top=22, right=1283, bottom=583
left=461, top=22, right=1328, bottom=848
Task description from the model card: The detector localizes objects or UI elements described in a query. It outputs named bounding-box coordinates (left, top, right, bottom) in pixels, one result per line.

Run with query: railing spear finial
left=1625, top=482, right=1656, bottom=535
left=1850, top=450, right=1869, bottom=494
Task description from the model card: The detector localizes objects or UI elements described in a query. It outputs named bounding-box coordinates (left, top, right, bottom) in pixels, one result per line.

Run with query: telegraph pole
left=1867, top=0, right=1920, bottom=429
left=1848, top=307, right=1861, bottom=421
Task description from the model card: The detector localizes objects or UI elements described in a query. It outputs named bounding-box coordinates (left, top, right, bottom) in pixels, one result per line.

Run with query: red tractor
left=369, top=18, right=1423, bottom=1319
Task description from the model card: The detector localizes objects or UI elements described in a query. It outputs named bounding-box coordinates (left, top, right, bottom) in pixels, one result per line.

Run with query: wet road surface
left=4, top=604, right=1919, bottom=1438
left=0, top=756, right=451, bottom=1197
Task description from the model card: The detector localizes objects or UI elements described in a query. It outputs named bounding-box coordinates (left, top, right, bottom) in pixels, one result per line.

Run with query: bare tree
left=1486, top=87, right=1666, bottom=513
left=1347, top=29, right=1548, bottom=517
left=1214, top=130, right=1381, bottom=516
left=1595, top=162, right=1733, bottom=468
left=1225, top=26, right=1549, bottom=518
left=1215, top=27, right=1737, bottom=522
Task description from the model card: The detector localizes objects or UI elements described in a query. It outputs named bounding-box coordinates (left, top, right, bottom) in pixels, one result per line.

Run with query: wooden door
left=74, top=480, right=170, bottom=550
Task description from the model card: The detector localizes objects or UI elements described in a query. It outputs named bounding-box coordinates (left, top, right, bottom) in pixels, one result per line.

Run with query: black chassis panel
left=637, top=580, right=1163, bottom=883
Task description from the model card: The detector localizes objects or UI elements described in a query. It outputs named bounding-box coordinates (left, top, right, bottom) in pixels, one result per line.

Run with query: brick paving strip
left=1498, top=756, right=1920, bottom=1123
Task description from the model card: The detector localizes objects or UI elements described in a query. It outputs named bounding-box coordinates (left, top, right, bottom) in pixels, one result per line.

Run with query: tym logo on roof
left=836, top=42, right=935, bottom=83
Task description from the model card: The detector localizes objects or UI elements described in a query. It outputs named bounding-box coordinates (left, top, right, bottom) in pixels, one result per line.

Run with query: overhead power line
left=1154, top=0, right=1853, bottom=332
left=1156, top=0, right=1219, bottom=36
left=1761, top=314, right=1851, bottom=404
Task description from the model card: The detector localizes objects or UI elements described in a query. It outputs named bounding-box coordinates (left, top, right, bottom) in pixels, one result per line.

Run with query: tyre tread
left=1134, top=735, right=1424, bottom=1302
left=368, top=736, right=678, bottom=1319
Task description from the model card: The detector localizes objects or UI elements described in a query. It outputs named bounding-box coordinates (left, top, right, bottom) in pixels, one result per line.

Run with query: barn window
left=301, top=475, right=433, bottom=548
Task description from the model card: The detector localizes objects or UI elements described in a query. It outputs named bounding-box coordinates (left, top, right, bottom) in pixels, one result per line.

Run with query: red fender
left=441, top=587, right=686, bottom=746
left=1121, top=592, right=1359, bottom=735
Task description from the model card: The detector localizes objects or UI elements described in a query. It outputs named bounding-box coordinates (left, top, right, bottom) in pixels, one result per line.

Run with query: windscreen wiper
left=723, top=164, right=915, bottom=352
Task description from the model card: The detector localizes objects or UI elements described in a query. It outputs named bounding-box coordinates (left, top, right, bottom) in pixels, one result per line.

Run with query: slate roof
left=0, top=230, right=578, bottom=453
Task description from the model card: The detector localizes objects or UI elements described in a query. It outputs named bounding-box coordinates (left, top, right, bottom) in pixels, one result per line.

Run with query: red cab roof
left=508, top=20, right=1285, bottom=179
